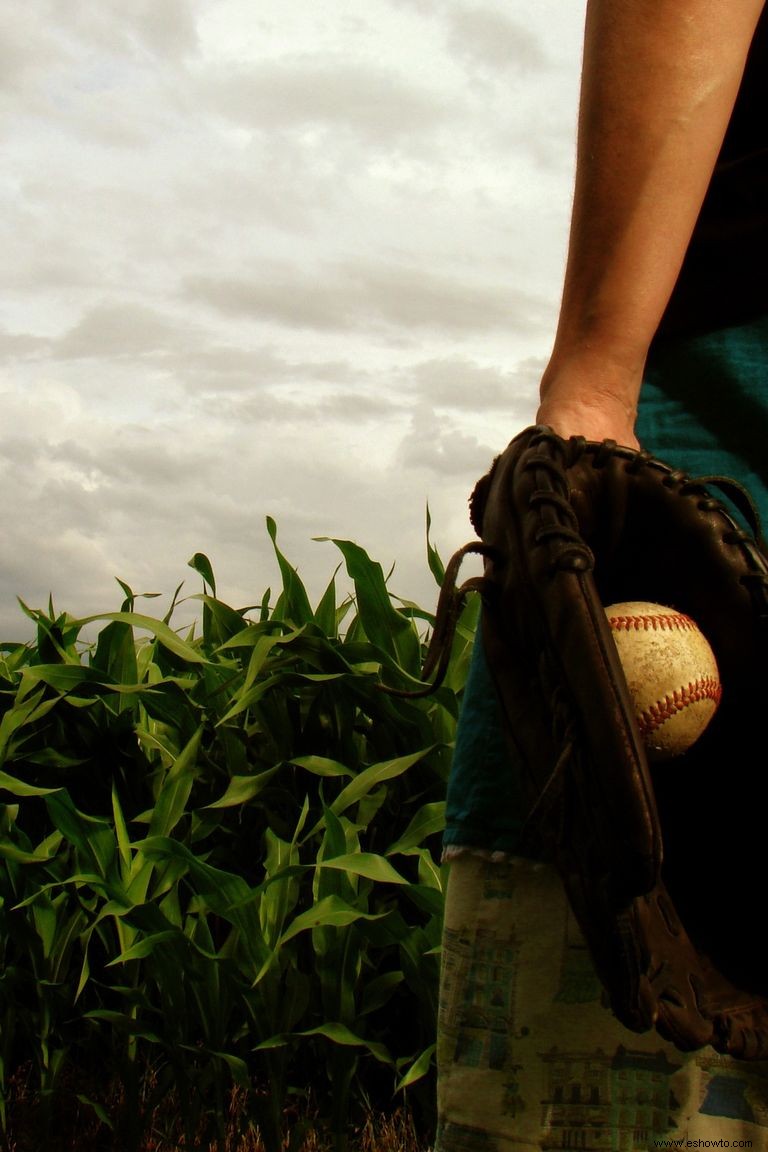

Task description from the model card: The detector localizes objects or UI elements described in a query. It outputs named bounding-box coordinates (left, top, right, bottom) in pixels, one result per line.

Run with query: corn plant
left=0, top=518, right=478, bottom=1151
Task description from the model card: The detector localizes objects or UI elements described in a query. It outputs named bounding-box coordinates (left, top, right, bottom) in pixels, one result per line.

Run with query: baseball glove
left=438, top=424, right=768, bottom=1058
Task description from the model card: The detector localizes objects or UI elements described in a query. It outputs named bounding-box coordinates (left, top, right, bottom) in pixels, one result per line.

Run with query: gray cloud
left=408, top=354, right=544, bottom=411
left=396, top=406, right=494, bottom=476
left=55, top=302, right=189, bottom=360
left=51, top=0, right=198, bottom=62
left=0, top=9, right=67, bottom=99
left=185, top=260, right=548, bottom=338
left=447, top=5, right=547, bottom=77
left=204, top=56, right=453, bottom=148
left=194, top=385, right=402, bottom=430
left=174, top=345, right=364, bottom=394
left=0, top=329, right=49, bottom=362
left=0, top=0, right=196, bottom=138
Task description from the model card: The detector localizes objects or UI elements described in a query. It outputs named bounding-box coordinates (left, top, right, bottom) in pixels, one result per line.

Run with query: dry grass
left=3, top=1071, right=430, bottom=1152
left=142, top=1094, right=427, bottom=1152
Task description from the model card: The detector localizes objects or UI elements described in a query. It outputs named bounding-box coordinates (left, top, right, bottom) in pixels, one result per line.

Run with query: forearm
left=538, top=0, right=765, bottom=445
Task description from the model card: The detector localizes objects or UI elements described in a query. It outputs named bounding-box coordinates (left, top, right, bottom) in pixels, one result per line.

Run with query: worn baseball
left=604, top=601, right=722, bottom=761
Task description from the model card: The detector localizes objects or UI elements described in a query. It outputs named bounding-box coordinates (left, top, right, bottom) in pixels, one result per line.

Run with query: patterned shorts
left=436, top=854, right=768, bottom=1152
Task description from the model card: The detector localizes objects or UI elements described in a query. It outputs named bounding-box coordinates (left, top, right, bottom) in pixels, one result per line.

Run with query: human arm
left=536, top=0, right=765, bottom=447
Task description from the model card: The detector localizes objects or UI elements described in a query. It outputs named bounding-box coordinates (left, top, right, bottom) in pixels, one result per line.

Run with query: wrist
left=539, top=347, right=644, bottom=418
left=536, top=354, right=643, bottom=449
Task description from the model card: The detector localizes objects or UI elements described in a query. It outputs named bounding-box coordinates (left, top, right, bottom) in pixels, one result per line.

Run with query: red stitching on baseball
left=608, top=612, right=697, bottom=632
left=637, top=677, right=723, bottom=736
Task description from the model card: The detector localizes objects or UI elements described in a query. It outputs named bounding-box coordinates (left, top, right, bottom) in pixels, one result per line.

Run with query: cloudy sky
left=1, top=0, right=586, bottom=639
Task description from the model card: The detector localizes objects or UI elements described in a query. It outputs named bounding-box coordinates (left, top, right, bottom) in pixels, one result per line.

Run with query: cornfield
left=0, top=519, right=477, bottom=1151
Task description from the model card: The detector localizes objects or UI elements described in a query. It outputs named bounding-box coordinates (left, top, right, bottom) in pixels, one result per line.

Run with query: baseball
left=604, top=601, right=722, bottom=761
